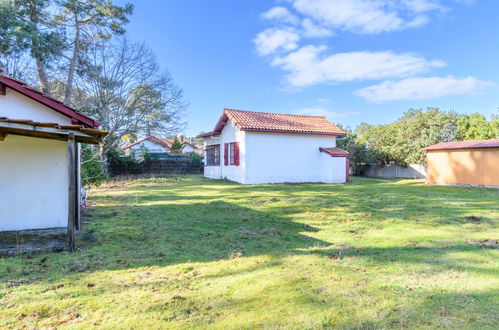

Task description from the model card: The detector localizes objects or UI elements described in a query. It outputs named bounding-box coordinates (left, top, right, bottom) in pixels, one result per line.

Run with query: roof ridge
left=224, top=108, right=326, bottom=119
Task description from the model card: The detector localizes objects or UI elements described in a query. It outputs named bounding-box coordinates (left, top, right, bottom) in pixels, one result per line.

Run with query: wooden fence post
left=67, top=134, right=76, bottom=251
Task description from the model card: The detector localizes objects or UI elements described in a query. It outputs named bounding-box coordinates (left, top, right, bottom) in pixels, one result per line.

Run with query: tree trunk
left=28, top=2, right=50, bottom=94
left=35, top=57, right=50, bottom=93
left=99, top=142, right=109, bottom=175
left=65, top=13, right=80, bottom=105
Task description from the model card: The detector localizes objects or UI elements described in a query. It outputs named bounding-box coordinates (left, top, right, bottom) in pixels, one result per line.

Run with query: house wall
left=427, top=148, right=499, bottom=187
left=129, top=140, right=169, bottom=157
left=220, top=120, right=246, bottom=183
left=244, top=132, right=339, bottom=184
left=0, top=135, right=69, bottom=231
left=183, top=144, right=195, bottom=153
left=319, top=153, right=347, bottom=183
left=0, top=88, right=72, bottom=125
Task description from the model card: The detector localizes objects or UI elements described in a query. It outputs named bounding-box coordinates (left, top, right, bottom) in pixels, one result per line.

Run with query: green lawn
left=1, top=176, right=498, bottom=329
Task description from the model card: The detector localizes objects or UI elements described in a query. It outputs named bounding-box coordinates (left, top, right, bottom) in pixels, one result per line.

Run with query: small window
left=229, top=143, right=235, bottom=165
left=206, top=145, right=220, bottom=166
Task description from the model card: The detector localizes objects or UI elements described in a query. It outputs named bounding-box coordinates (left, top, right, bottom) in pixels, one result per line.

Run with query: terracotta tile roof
left=0, top=74, right=100, bottom=128
left=319, top=147, right=349, bottom=157
left=425, top=139, right=499, bottom=151
left=199, top=109, right=346, bottom=138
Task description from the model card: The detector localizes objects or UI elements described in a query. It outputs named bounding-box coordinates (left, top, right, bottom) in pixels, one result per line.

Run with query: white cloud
left=293, top=0, right=398, bottom=34
left=272, top=45, right=446, bottom=87
left=355, top=76, right=492, bottom=102
left=301, top=18, right=333, bottom=37
left=253, top=28, right=301, bottom=56
left=261, top=6, right=300, bottom=25
left=294, top=107, right=359, bottom=118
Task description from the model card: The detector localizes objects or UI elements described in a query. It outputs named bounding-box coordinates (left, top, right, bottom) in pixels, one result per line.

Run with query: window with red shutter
left=224, top=143, right=228, bottom=165
left=234, top=142, right=240, bottom=166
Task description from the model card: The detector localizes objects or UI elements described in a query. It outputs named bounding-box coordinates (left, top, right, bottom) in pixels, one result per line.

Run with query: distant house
left=0, top=74, right=106, bottom=249
left=123, top=136, right=197, bottom=159
left=197, top=108, right=349, bottom=184
left=425, top=139, right=499, bottom=187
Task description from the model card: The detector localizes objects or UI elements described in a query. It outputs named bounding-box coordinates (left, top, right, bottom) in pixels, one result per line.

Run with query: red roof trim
left=319, top=147, right=349, bottom=157
left=0, top=75, right=99, bottom=128
left=425, top=139, right=499, bottom=151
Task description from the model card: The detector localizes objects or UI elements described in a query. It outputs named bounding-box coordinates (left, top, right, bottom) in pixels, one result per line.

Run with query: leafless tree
left=74, top=37, right=187, bottom=164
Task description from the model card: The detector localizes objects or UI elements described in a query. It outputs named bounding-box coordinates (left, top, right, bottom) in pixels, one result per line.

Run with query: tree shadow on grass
left=0, top=200, right=328, bottom=285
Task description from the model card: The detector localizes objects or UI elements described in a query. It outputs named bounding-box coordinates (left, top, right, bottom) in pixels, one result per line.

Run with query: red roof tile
left=0, top=74, right=100, bottom=128
left=425, top=139, right=499, bottom=151
left=202, top=109, right=346, bottom=137
left=319, top=147, right=349, bottom=157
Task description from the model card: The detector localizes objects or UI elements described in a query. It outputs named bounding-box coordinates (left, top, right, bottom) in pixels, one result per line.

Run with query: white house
left=0, top=74, right=106, bottom=249
left=197, top=109, right=349, bottom=184
left=123, top=136, right=197, bottom=158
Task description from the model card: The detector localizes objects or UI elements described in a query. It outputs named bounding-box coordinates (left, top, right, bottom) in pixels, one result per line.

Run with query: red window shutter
left=234, top=142, right=240, bottom=166
left=224, top=143, right=228, bottom=165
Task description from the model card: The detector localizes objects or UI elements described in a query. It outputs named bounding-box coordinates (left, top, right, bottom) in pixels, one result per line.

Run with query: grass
left=0, top=176, right=498, bottom=329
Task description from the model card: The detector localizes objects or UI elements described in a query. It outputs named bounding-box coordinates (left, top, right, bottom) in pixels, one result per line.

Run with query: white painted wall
left=128, top=139, right=169, bottom=157
left=0, top=135, right=68, bottom=231
left=0, top=88, right=72, bottom=125
left=204, top=165, right=221, bottom=179
left=201, top=122, right=347, bottom=184
left=320, top=153, right=347, bottom=183
left=220, top=120, right=246, bottom=183
left=183, top=144, right=195, bottom=153
left=244, top=132, right=338, bottom=184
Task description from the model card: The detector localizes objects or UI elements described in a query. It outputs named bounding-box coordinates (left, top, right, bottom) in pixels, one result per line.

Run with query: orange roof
left=319, top=147, right=349, bottom=157
left=425, top=139, right=499, bottom=151
left=199, top=109, right=346, bottom=137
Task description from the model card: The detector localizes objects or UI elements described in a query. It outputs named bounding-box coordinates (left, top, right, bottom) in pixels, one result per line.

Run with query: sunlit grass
left=0, top=176, right=497, bottom=328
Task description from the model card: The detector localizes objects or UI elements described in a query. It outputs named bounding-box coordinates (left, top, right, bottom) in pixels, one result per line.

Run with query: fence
left=108, top=158, right=204, bottom=177
left=358, top=164, right=426, bottom=179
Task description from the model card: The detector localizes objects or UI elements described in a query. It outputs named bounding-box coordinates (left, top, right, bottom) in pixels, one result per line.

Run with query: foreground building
left=0, top=74, right=106, bottom=249
left=197, top=108, right=349, bottom=184
left=425, top=139, right=499, bottom=187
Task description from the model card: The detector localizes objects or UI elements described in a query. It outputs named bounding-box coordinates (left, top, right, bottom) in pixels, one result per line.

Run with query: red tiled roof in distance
left=425, top=139, right=499, bottom=151
left=208, top=108, right=346, bottom=137
left=319, top=147, right=349, bottom=157
left=123, top=136, right=197, bottom=150
left=0, top=74, right=100, bottom=128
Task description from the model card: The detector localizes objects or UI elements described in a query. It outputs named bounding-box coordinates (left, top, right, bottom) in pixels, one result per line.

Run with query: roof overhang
left=0, top=118, right=107, bottom=144
left=0, top=76, right=100, bottom=128
left=319, top=147, right=349, bottom=157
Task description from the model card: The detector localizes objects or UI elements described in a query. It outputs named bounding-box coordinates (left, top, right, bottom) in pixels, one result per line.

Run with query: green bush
left=81, top=145, right=108, bottom=186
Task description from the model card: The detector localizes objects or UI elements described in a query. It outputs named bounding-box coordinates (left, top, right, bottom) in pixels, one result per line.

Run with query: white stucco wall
left=220, top=120, right=246, bottom=183
left=204, top=165, right=221, bottom=179
left=0, top=88, right=72, bottom=125
left=183, top=144, right=195, bottom=153
left=244, top=132, right=339, bottom=184
left=320, top=153, right=347, bottom=183
left=201, top=123, right=347, bottom=184
left=0, top=135, right=69, bottom=231
left=129, top=140, right=169, bottom=157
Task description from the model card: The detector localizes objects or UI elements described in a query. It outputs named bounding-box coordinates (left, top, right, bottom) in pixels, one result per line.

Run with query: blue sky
left=119, top=0, right=499, bottom=136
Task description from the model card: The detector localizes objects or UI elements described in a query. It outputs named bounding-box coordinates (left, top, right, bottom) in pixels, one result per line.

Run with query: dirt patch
left=0, top=228, right=67, bottom=255
left=464, top=216, right=485, bottom=223
left=466, top=239, right=498, bottom=249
